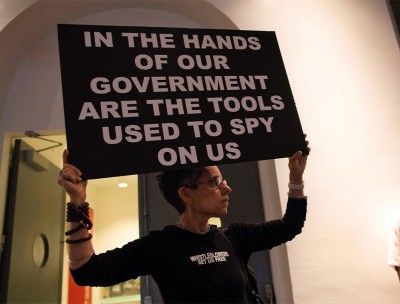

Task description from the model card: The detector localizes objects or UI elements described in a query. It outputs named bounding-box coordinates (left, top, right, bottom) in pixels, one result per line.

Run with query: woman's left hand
left=288, top=134, right=310, bottom=184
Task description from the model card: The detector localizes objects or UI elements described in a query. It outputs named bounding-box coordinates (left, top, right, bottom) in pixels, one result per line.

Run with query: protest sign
left=58, top=24, right=307, bottom=179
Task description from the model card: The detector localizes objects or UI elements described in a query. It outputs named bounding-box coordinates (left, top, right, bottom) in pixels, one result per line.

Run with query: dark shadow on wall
left=388, top=0, right=400, bottom=47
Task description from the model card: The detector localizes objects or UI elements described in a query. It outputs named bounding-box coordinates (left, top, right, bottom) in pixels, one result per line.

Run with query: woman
left=57, top=138, right=310, bottom=303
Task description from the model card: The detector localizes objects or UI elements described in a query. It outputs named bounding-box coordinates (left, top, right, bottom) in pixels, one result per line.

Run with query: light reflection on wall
left=87, top=175, right=139, bottom=304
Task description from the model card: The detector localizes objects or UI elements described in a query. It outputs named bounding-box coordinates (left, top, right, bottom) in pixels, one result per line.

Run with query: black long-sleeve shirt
left=71, top=198, right=307, bottom=303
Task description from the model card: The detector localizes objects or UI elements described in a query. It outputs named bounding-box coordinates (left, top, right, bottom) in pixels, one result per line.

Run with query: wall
left=87, top=176, right=139, bottom=303
left=1, top=1, right=400, bottom=303
left=88, top=177, right=139, bottom=253
left=211, top=0, right=400, bottom=303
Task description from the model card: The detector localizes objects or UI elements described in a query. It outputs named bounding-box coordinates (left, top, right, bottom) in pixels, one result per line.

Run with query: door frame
left=258, top=159, right=294, bottom=304
left=0, top=132, right=67, bottom=302
left=0, top=139, right=20, bottom=302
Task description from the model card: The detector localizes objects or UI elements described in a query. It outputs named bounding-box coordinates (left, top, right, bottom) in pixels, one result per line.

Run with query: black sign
left=58, top=24, right=307, bottom=179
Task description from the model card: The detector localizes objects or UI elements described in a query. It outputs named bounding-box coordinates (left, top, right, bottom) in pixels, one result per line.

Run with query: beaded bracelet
left=65, top=202, right=93, bottom=242
left=65, top=222, right=85, bottom=236
left=66, top=202, right=93, bottom=230
left=66, top=233, right=93, bottom=244
left=66, top=202, right=89, bottom=222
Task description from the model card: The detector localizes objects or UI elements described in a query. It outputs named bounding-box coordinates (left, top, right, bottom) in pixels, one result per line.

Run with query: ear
left=178, top=187, right=191, bottom=203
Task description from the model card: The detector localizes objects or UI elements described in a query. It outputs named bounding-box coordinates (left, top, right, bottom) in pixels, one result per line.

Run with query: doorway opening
left=1, top=133, right=140, bottom=304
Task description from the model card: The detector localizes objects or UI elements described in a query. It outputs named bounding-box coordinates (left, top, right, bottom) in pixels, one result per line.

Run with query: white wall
left=211, top=0, right=400, bottom=303
left=1, top=0, right=400, bottom=303
left=88, top=177, right=139, bottom=253
left=87, top=176, right=139, bottom=304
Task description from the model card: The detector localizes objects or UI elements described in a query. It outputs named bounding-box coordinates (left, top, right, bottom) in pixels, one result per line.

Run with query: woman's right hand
left=57, top=149, right=87, bottom=203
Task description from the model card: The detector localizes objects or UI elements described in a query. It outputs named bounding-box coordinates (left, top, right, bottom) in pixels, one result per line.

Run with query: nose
left=220, top=180, right=232, bottom=193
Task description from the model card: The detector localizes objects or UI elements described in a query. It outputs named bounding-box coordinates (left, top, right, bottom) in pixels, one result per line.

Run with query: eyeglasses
left=184, top=176, right=227, bottom=188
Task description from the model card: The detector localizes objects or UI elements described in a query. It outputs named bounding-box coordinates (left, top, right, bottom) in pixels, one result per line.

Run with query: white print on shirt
left=190, top=251, right=229, bottom=265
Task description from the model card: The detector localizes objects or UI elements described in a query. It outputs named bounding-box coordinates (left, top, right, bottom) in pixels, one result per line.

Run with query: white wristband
left=288, top=183, right=304, bottom=190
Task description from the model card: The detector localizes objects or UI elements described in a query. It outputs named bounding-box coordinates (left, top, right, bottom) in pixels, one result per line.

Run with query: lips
left=221, top=197, right=229, bottom=205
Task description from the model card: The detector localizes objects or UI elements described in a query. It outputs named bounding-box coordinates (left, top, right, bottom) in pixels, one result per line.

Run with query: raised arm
left=57, top=149, right=94, bottom=270
left=287, top=134, right=310, bottom=198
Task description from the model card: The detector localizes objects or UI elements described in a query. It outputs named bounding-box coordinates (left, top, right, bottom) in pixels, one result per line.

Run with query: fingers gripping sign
left=288, top=134, right=310, bottom=184
left=57, top=149, right=87, bottom=203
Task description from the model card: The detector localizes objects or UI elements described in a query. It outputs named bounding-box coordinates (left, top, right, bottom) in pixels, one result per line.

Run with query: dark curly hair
left=156, top=167, right=207, bottom=214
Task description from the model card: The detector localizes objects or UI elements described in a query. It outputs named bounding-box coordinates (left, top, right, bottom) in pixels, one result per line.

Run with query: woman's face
left=185, top=166, right=232, bottom=218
